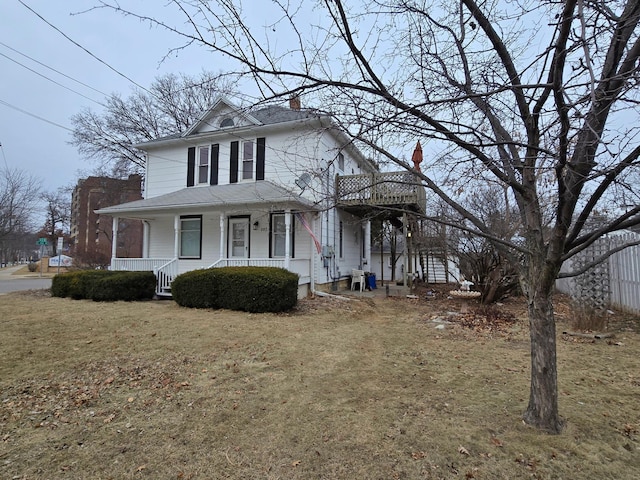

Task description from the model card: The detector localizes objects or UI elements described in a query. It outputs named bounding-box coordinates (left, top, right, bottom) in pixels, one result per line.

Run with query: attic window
left=220, top=117, right=234, bottom=128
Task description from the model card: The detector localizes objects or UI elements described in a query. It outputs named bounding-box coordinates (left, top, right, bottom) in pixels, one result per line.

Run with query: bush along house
left=96, top=97, right=425, bottom=298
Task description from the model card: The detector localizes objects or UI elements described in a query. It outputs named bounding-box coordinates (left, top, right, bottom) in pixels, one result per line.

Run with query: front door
left=229, top=218, right=249, bottom=258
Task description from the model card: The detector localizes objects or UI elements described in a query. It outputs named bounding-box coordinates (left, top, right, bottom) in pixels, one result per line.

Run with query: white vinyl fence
left=556, top=232, right=640, bottom=315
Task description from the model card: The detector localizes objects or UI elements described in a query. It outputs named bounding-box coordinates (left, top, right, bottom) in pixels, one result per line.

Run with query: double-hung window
left=243, top=141, right=254, bottom=180
left=179, top=215, right=202, bottom=259
left=270, top=213, right=294, bottom=258
left=231, top=138, right=265, bottom=183
left=198, top=146, right=209, bottom=184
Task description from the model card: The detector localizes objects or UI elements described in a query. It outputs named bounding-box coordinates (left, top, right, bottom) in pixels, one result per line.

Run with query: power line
left=0, top=99, right=74, bottom=132
left=0, top=51, right=105, bottom=106
left=17, top=0, right=153, bottom=96
left=0, top=40, right=109, bottom=98
left=0, top=141, right=10, bottom=170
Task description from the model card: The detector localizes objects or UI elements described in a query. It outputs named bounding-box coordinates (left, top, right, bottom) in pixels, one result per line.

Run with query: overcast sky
left=1, top=1, right=231, bottom=197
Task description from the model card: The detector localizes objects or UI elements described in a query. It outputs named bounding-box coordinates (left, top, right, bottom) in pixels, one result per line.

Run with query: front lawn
left=1, top=290, right=638, bottom=479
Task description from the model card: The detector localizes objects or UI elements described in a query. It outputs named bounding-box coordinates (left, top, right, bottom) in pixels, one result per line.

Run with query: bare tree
left=94, top=0, right=640, bottom=433
left=41, top=188, right=71, bottom=256
left=70, top=71, right=238, bottom=176
left=453, top=185, right=522, bottom=303
left=0, top=167, right=41, bottom=264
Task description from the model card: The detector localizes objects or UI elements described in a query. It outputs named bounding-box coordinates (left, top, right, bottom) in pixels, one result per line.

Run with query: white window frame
left=179, top=215, right=202, bottom=259
left=198, top=146, right=209, bottom=184
left=242, top=140, right=254, bottom=180
left=270, top=213, right=294, bottom=258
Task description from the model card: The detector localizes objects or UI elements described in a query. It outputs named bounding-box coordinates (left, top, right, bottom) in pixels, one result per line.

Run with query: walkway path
left=0, top=265, right=53, bottom=295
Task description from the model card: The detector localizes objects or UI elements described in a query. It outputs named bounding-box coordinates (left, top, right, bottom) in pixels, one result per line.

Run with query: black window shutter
left=187, top=147, right=196, bottom=187
left=230, top=141, right=239, bottom=184
left=210, top=144, right=219, bottom=185
left=256, top=137, right=266, bottom=180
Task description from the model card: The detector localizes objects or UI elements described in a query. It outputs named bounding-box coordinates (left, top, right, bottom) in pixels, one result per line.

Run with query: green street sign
left=37, top=238, right=48, bottom=246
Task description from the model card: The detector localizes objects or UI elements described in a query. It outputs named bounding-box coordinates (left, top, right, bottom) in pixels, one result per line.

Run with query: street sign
left=37, top=238, right=48, bottom=246
left=57, top=237, right=64, bottom=251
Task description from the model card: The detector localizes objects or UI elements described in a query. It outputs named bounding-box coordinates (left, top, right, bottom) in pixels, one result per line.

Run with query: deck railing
left=336, top=171, right=426, bottom=212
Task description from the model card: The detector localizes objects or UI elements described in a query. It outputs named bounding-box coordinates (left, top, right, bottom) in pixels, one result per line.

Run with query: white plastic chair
left=351, top=269, right=365, bottom=292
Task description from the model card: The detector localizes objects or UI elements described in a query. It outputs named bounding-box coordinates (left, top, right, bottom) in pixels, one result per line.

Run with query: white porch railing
left=209, top=258, right=311, bottom=284
left=111, top=258, right=173, bottom=272
left=110, top=257, right=176, bottom=296
left=111, top=256, right=311, bottom=296
left=154, top=258, right=178, bottom=296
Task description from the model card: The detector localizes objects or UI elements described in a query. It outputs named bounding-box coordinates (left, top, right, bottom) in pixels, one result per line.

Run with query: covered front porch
left=97, top=182, right=319, bottom=298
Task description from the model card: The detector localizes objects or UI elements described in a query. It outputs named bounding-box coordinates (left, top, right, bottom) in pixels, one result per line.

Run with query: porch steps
left=155, top=286, right=173, bottom=299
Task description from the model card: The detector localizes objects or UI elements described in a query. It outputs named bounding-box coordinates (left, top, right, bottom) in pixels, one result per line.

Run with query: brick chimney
left=289, top=95, right=301, bottom=110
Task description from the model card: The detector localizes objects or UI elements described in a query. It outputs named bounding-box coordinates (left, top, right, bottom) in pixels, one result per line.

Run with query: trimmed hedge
left=172, top=266, right=299, bottom=313
left=51, top=270, right=156, bottom=301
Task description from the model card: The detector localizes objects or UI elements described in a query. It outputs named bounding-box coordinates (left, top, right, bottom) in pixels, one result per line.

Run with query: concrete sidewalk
left=0, top=265, right=54, bottom=295
left=0, top=264, right=55, bottom=279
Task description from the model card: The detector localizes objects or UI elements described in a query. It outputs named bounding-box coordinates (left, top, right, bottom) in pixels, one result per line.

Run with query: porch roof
left=95, top=181, right=318, bottom=217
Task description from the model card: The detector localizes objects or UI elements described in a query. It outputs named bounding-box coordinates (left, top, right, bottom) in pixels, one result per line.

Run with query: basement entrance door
left=229, top=218, right=249, bottom=258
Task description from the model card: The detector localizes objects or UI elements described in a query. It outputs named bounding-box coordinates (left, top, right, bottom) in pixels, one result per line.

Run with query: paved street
left=0, top=265, right=53, bottom=295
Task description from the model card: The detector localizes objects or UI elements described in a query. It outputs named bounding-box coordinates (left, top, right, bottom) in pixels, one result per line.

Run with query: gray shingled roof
left=136, top=106, right=323, bottom=146
left=96, top=181, right=317, bottom=216
left=251, top=106, right=323, bottom=125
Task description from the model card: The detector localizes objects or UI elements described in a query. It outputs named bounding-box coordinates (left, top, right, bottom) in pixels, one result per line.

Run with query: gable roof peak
left=182, top=96, right=262, bottom=137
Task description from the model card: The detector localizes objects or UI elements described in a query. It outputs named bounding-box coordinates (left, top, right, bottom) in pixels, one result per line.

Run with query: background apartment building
left=70, top=175, right=143, bottom=266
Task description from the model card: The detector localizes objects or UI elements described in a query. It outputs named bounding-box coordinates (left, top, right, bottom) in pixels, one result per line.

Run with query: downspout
left=310, top=213, right=316, bottom=295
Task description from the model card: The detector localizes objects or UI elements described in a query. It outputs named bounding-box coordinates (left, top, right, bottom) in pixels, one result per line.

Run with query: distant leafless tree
left=0, top=167, right=41, bottom=264
left=41, top=188, right=71, bottom=256
left=95, top=0, right=640, bottom=433
left=70, top=71, right=238, bottom=176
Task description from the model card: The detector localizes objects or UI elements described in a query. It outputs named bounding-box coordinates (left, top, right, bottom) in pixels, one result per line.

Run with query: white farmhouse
left=97, top=97, right=425, bottom=298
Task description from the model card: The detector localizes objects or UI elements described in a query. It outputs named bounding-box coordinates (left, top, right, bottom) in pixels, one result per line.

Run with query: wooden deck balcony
left=336, top=171, right=426, bottom=215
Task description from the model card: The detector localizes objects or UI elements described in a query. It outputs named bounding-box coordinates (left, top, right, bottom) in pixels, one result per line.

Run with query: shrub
left=52, top=270, right=111, bottom=299
left=27, top=262, right=38, bottom=272
left=171, top=269, right=221, bottom=309
left=88, top=271, right=156, bottom=302
left=51, top=270, right=156, bottom=301
left=172, top=266, right=298, bottom=313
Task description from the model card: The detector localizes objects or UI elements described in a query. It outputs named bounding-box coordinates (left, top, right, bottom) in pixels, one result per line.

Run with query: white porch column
left=111, top=216, right=118, bottom=259
left=364, top=219, right=371, bottom=269
left=284, top=209, right=291, bottom=269
left=219, top=213, right=225, bottom=260
left=142, top=221, right=150, bottom=258
left=173, top=215, right=180, bottom=259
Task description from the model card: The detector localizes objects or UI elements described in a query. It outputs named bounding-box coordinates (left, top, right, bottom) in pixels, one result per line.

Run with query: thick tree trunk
left=523, top=289, right=564, bottom=433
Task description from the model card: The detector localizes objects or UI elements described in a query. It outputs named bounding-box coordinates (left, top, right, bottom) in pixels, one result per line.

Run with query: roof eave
left=133, top=115, right=328, bottom=150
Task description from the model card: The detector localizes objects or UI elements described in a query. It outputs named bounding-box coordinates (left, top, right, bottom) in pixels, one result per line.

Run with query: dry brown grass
left=1, top=288, right=638, bottom=479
